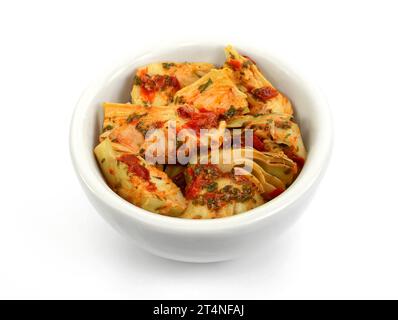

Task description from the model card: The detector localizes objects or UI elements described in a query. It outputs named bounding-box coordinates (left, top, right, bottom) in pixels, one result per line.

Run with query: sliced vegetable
left=94, top=138, right=187, bottom=216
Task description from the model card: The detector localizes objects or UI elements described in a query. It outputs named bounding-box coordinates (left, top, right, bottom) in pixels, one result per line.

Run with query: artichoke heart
left=94, top=138, right=187, bottom=217
left=181, top=167, right=265, bottom=219
left=131, top=62, right=214, bottom=106
left=173, top=69, right=249, bottom=115
left=223, top=45, right=293, bottom=116
left=181, top=147, right=298, bottom=219
left=243, top=113, right=307, bottom=166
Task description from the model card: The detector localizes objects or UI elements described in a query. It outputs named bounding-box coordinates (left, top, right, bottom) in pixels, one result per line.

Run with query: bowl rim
left=70, top=41, right=333, bottom=233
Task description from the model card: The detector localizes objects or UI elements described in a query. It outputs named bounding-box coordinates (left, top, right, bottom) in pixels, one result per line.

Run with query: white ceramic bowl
left=70, top=42, right=332, bottom=263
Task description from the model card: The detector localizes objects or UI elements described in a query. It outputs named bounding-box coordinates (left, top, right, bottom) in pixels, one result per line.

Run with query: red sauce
left=228, top=59, right=242, bottom=71
left=146, top=183, right=157, bottom=192
left=118, top=154, right=150, bottom=181
left=166, top=75, right=181, bottom=90
left=283, top=148, right=305, bottom=170
left=186, top=112, right=218, bottom=134
left=251, top=86, right=278, bottom=102
left=177, top=105, right=195, bottom=118
left=153, top=120, right=165, bottom=129
left=245, top=85, right=255, bottom=92
left=140, top=86, right=156, bottom=103
left=138, top=74, right=180, bottom=103
left=172, top=171, right=187, bottom=191
left=185, top=175, right=206, bottom=199
left=202, top=192, right=221, bottom=202
left=153, top=75, right=166, bottom=88
left=252, top=135, right=265, bottom=151
left=185, top=165, right=222, bottom=199
left=290, top=154, right=305, bottom=170
left=177, top=106, right=219, bottom=135
left=263, top=188, right=285, bottom=201
left=233, top=175, right=251, bottom=185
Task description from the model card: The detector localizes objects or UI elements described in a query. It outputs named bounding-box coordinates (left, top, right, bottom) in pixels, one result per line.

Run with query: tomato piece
left=185, top=176, right=206, bottom=199
left=118, top=154, right=150, bottom=181
left=177, top=105, right=195, bottom=119
left=252, top=135, right=265, bottom=151
left=251, top=86, right=278, bottom=102
left=178, top=107, right=219, bottom=135
left=263, top=188, right=284, bottom=201
left=172, top=172, right=187, bottom=191
left=185, top=165, right=222, bottom=199
left=140, top=86, right=156, bottom=103
left=228, top=59, right=242, bottom=70
left=137, top=74, right=180, bottom=103
left=283, top=148, right=305, bottom=170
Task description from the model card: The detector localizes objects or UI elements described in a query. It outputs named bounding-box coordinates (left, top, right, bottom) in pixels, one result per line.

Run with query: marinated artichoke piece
left=131, top=62, right=214, bottom=106
left=173, top=69, right=249, bottom=115
left=103, top=103, right=188, bottom=159
left=226, top=113, right=306, bottom=169
left=181, top=165, right=264, bottom=219
left=181, top=147, right=296, bottom=219
left=213, top=148, right=292, bottom=194
left=223, top=45, right=293, bottom=115
left=94, top=138, right=187, bottom=216
left=252, top=149, right=298, bottom=186
left=206, top=147, right=297, bottom=191
left=99, top=102, right=136, bottom=141
left=243, top=113, right=307, bottom=167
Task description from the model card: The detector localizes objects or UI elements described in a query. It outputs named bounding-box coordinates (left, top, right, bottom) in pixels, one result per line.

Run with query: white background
left=1, top=0, right=397, bottom=299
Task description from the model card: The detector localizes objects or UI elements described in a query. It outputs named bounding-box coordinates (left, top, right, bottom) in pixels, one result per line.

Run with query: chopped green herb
left=133, top=75, right=142, bottom=86
left=126, top=113, right=147, bottom=123
left=275, top=121, right=291, bottom=129
left=102, top=124, right=113, bottom=132
left=194, top=166, right=201, bottom=175
left=101, top=158, right=106, bottom=164
left=242, top=60, right=253, bottom=68
left=206, top=198, right=218, bottom=210
left=206, top=182, right=218, bottom=192
left=162, top=62, right=176, bottom=69
left=221, top=185, right=233, bottom=193
left=136, top=121, right=148, bottom=136
left=193, top=71, right=204, bottom=78
left=174, top=96, right=186, bottom=104
left=224, top=105, right=237, bottom=119
left=242, top=185, right=251, bottom=194
left=193, top=195, right=206, bottom=206
left=198, top=78, right=213, bottom=93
